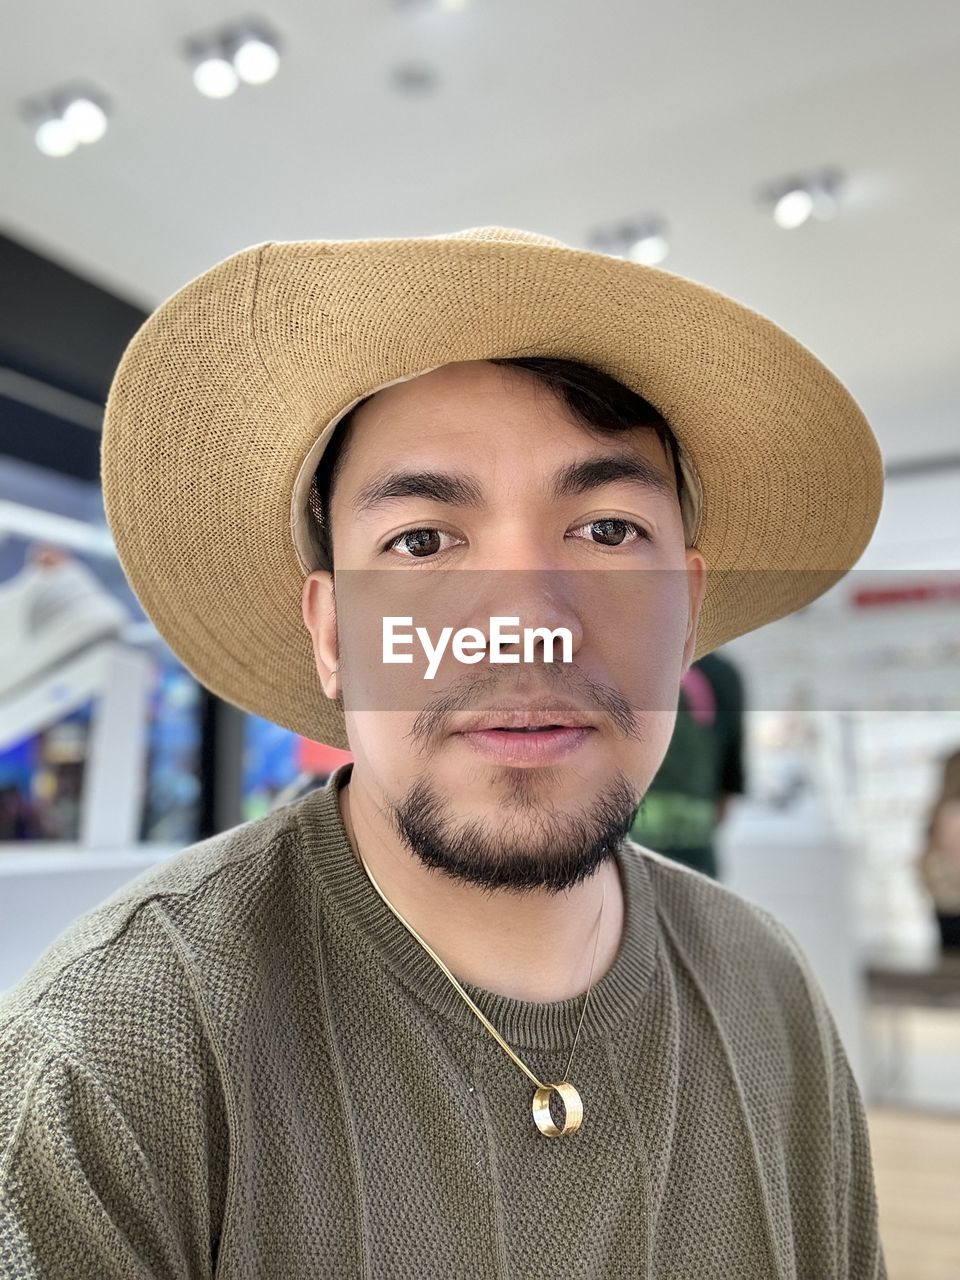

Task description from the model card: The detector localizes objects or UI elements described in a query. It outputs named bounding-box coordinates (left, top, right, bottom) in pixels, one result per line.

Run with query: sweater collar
left=296, top=763, right=660, bottom=1052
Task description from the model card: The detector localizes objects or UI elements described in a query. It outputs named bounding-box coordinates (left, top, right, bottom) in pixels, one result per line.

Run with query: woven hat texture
left=101, top=227, right=883, bottom=749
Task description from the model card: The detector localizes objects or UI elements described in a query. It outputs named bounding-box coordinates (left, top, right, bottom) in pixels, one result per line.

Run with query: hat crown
left=442, top=226, right=569, bottom=250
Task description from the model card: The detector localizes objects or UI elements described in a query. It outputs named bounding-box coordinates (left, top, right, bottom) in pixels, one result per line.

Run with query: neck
left=337, top=769, right=626, bottom=1004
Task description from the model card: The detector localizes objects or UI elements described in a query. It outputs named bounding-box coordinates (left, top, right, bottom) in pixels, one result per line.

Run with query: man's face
left=303, top=360, right=706, bottom=892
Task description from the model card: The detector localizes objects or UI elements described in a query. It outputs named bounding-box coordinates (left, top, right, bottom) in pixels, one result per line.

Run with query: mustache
left=406, top=663, right=643, bottom=752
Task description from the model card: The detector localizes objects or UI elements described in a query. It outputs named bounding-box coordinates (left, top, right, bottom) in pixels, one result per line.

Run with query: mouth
left=452, top=703, right=596, bottom=734
left=451, top=704, right=597, bottom=766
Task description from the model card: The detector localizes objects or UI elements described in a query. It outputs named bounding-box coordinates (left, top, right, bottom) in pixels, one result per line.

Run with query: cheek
left=328, top=572, right=416, bottom=761
left=633, top=708, right=681, bottom=787
left=343, top=709, right=419, bottom=788
left=581, top=568, right=689, bottom=713
left=333, top=574, right=424, bottom=719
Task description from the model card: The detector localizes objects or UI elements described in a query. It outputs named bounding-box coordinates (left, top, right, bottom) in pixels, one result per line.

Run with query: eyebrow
left=551, top=453, right=676, bottom=502
left=350, top=451, right=675, bottom=517
left=352, top=470, right=484, bottom=516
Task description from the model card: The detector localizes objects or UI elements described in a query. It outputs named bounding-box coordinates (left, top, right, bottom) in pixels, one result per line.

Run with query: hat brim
left=101, top=233, right=883, bottom=750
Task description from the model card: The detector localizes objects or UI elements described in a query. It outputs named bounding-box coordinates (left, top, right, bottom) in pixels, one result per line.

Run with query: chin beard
left=389, top=773, right=642, bottom=894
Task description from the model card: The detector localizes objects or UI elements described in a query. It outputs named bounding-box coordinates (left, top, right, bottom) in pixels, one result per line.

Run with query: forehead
left=336, top=360, right=673, bottom=475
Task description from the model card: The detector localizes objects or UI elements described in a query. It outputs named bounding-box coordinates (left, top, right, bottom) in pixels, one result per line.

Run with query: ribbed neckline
left=296, top=764, right=660, bottom=1053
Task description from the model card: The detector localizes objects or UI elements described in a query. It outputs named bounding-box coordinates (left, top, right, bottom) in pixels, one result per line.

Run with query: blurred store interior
left=2, top=2, right=959, bottom=1274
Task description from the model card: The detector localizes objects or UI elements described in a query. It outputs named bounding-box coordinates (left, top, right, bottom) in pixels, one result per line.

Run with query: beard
left=389, top=771, right=642, bottom=894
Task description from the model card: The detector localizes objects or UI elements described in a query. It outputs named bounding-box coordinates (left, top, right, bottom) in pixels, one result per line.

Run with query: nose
left=454, top=568, right=585, bottom=663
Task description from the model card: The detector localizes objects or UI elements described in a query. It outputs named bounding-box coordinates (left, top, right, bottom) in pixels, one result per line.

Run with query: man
left=629, top=649, right=746, bottom=879
left=0, top=228, right=886, bottom=1277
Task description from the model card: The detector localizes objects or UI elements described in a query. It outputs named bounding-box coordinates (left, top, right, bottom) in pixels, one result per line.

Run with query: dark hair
left=307, top=357, right=683, bottom=569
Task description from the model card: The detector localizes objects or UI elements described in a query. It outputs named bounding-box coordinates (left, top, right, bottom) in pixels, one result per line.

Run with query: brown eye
left=590, top=519, right=630, bottom=545
left=398, top=528, right=442, bottom=557
left=568, top=518, right=650, bottom=548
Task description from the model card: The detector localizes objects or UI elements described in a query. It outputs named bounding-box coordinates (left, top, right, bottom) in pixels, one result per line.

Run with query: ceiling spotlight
left=34, top=117, right=77, bottom=158
left=187, top=21, right=282, bottom=97
left=628, top=231, right=669, bottom=266
left=25, top=87, right=111, bottom=157
left=773, top=188, right=814, bottom=230
left=765, top=168, right=844, bottom=230
left=590, top=218, right=669, bottom=266
left=232, top=35, right=280, bottom=84
left=62, top=96, right=108, bottom=144
left=192, top=55, right=240, bottom=98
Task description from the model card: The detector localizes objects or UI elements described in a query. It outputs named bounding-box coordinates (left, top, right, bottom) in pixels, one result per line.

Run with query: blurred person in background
left=917, top=748, right=960, bottom=953
left=629, top=648, right=745, bottom=879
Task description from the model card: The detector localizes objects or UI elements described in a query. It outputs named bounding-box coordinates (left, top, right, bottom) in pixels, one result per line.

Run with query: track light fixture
left=762, top=168, right=844, bottom=230
left=186, top=20, right=282, bottom=99
left=589, top=218, right=670, bottom=266
left=23, top=87, right=110, bottom=158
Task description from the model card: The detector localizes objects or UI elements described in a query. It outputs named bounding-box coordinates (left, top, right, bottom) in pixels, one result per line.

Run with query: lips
left=452, top=702, right=595, bottom=734
left=456, top=724, right=594, bottom=766
left=449, top=702, right=596, bottom=766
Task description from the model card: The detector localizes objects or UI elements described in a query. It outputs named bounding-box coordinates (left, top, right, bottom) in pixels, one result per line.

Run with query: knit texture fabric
left=1, top=765, right=886, bottom=1278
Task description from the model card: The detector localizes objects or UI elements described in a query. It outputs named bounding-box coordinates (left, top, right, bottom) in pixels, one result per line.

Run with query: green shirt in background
left=630, top=650, right=746, bottom=879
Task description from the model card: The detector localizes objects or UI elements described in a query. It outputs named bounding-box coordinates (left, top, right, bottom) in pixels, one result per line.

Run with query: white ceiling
left=2, top=0, right=959, bottom=462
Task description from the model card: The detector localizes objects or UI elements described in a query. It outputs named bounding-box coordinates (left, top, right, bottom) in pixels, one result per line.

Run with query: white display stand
left=726, top=593, right=960, bottom=963
left=0, top=640, right=167, bottom=994
left=719, top=797, right=867, bottom=1090
left=78, top=644, right=153, bottom=847
left=0, top=640, right=154, bottom=849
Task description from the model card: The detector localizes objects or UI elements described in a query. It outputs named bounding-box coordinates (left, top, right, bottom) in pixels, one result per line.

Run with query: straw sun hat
left=101, top=227, right=883, bottom=750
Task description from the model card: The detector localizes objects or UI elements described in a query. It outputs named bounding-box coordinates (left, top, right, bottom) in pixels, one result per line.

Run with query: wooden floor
left=869, top=1109, right=960, bottom=1280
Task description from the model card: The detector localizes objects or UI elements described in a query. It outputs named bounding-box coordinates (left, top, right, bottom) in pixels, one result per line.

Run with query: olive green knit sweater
left=1, top=765, right=885, bottom=1278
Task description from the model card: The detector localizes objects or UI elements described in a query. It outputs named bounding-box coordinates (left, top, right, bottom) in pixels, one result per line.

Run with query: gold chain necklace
left=355, top=848, right=606, bottom=1138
